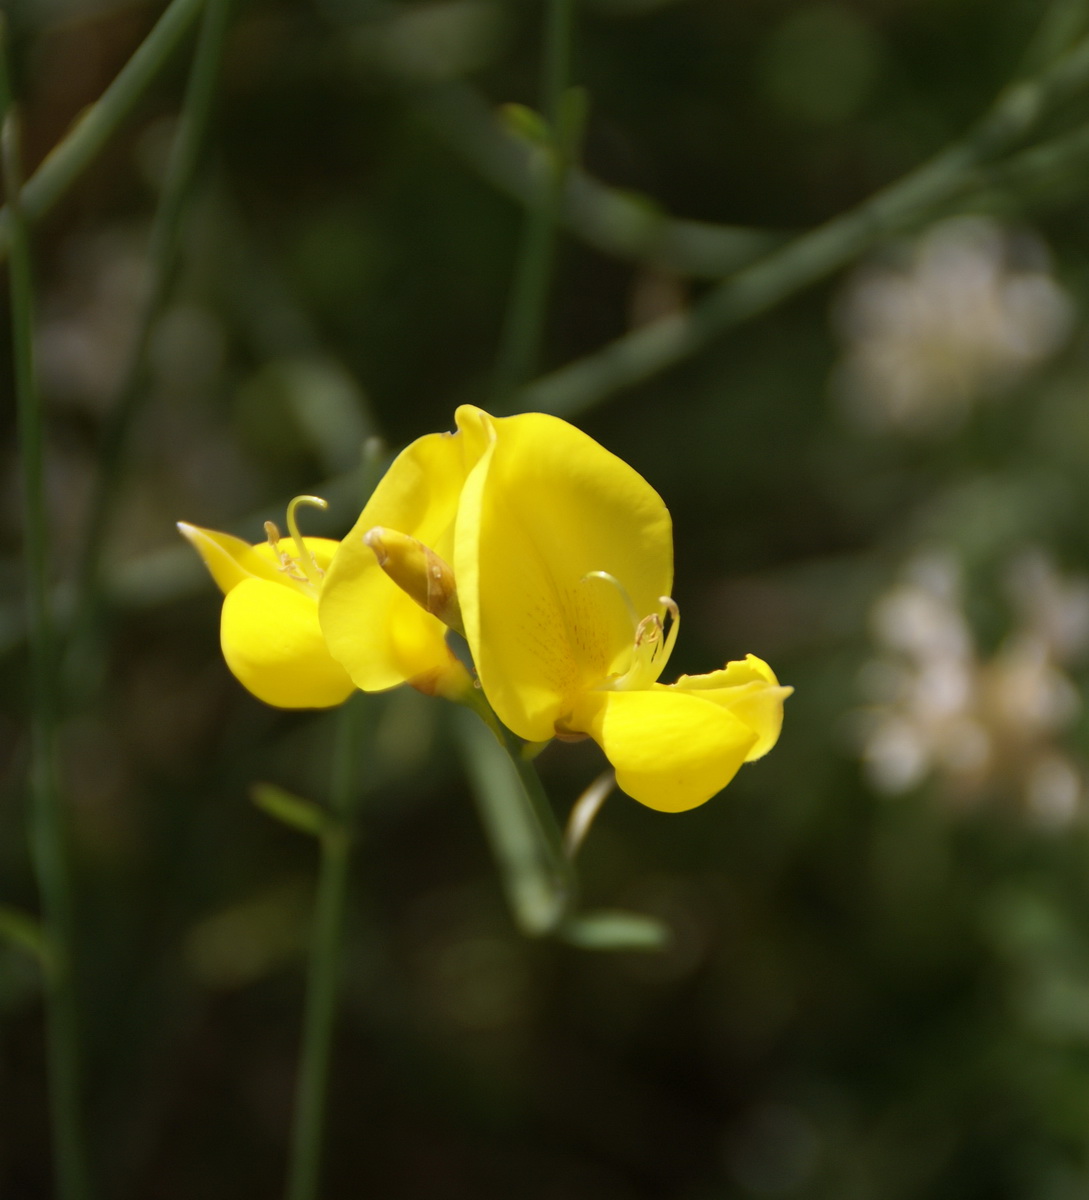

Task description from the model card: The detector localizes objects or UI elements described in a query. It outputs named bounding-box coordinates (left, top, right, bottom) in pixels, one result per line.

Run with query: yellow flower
left=322, top=406, right=790, bottom=811
left=454, top=406, right=791, bottom=812
left=178, top=496, right=354, bottom=709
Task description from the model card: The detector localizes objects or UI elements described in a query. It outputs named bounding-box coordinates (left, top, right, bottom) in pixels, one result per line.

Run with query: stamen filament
left=286, top=495, right=329, bottom=587
left=658, top=596, right=680, bottom=665
left=564, top=770, right=616, bottom=859
left=583, top=570, right=641, bottom=627
left=583, top=574, right=682, bottom=691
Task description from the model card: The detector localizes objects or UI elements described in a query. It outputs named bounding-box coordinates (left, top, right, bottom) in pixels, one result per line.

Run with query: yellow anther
left=634, top=614, right=663, bottom=648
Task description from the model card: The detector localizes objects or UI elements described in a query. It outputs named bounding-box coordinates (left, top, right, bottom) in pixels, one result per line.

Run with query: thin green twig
left=1, top=22, right=91, bottom=1200
left=285, top=444, right=384, bottom=1200
left=1018, top=0, right=1089, bottom=77
left=493, top=0, right=578, bottom=402
left=0, top=0, right=206, bottom=262
left=416, top=82, right=782, bottom=279
left=517, top=25, right=1089, bottom=418
left=286, top=693, right=369, bottom=1200
left=969, top=119, right=1089, bottom=213
left=68, top=0, right=233, bottom=690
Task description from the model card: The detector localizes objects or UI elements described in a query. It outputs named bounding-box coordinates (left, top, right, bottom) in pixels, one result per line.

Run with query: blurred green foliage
left=7, top=0, right=1089, bottom=1197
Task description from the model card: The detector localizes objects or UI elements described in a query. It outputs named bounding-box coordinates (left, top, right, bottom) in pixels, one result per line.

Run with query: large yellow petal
left=671, top=654, right=792, bottom=761
left=319, top=423, right=479, bottom=691
left=220, top=578, right=355, bottom=708
left=569, top=688, right=758, bottom=813
left=456, top=407, right=674, bottom=742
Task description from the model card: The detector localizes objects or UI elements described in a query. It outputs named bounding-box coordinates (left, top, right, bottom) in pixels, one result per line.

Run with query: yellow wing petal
left=569, top=688, right=758, bottom=813
left=177, top=522, right=284, bottom=595
left=319, top=423, right=476, bottom=691
left=671, top=655, right=792, bottom=761
left=220, top=578, right=355, bottom=709
left=456, top=408, right=674, bottom=741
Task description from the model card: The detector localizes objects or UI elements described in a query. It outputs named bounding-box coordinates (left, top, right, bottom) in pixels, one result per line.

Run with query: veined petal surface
left=456, top=408, right=673, bottom=742
left=569, top=689, right=758, bottom=813
left=221, top=578, right=355, bottom=708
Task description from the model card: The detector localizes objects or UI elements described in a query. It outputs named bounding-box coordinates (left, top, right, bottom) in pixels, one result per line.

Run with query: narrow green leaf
left=455, top=706, right=572, bottom=937
left=560, top=909, right=672, bottom=952
left=0, top=904, right=49, bottom=965
left=251, top=783, right=334, bottom=839
left=500, top=102, right=552, bottom=148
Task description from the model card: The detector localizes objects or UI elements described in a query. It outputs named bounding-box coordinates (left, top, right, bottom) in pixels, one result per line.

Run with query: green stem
left=0, top=0, right=206, bottom=262
left=1, top=28, right=92, bottom=1200
left=493, top=0, right=577, bottom=402
left=69, top=0, right=232, bottom=688
left=286, top=695, right=369, bottom=1200
left=518, top=25, right=1089, bottom=418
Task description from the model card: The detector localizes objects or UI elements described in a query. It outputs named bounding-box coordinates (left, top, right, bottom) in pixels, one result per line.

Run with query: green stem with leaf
left=284, top=443, right=386, bottom=1200
left=1, top=23, right=92, bottom=1200
left=285, top=694, right=370, bottom=1200
left=456, top=694, right=667, bottom=951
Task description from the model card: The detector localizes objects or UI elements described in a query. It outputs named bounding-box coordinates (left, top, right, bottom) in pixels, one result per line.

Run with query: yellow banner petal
left=220, top=578, right=355, bottom=709
left=456, top=408, right=673, bottom=741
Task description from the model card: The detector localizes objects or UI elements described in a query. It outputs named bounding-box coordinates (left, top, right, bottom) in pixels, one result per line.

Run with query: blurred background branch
left=0, top=0, right=206, bottom=261
left=416, top=82, right=785, bottom=280
left=518, top=25, right=1089, bottom=416
left=1, top=28, right=90, bottom=1200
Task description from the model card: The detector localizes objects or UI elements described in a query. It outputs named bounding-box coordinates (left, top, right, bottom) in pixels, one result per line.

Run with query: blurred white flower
left=857, top=549, right=1089, bottom=825
left=833, top=217, right=1073, bottom=433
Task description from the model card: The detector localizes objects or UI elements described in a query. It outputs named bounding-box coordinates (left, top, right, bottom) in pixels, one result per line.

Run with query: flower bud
left=364, top=527, right=464, bottom=635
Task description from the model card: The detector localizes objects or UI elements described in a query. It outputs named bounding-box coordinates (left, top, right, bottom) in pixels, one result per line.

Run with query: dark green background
left=6, top=0, right=1089, bottom=1196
